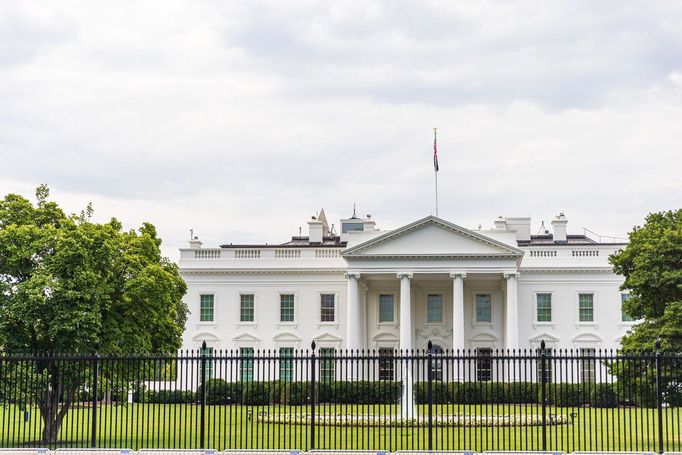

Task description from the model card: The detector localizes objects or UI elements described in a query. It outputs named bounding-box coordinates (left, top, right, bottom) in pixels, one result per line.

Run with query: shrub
left=241, top=382, right=271, bottom=405
left=134, top=389, right=195, bottom=404
left=545, top=383, right=587, bottom=406
left=317, top=381, right=401, bottom=404
left=197, top=378, right=241, bottom=404
left=277, top=381, right=310, bottom=405
left=414, top=382, right=449, bottom=404
left=587, top=383, right=618, bottom=408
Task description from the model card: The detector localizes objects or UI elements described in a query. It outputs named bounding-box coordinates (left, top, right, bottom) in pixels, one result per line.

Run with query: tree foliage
left=609, top=209, right=682, bottom=352
left=0, top=185, right=188, bottom=442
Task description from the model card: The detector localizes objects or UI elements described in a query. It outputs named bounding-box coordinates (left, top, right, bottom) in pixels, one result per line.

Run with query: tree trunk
left=37, top=382, right=73, bottom=444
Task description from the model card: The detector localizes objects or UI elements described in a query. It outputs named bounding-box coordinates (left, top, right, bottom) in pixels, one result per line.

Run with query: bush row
left=130, top=379, right=682, bottom=408
left=413, top=382, right=653, bottom=408
left=196, top=379, right=402, bottom=405
left=414, top=381, right=538, bottom=404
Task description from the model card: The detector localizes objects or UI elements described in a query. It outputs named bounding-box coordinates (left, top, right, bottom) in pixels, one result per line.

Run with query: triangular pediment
left=342, top=216, right=523, bottom=259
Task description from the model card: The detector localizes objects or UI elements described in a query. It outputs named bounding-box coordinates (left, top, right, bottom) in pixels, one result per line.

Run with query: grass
left=1, top=403, right=681, bottom=452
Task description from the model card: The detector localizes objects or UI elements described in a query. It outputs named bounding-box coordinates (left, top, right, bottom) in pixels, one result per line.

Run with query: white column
left=345, top=273, right=362, bottom=351
left=398, top=273, right=413, bottom=351
left=504, top=272, right=520, bottom=350
left=449, top=272, right=466, bottom=351
left=397, top=272, right=414, bottom=418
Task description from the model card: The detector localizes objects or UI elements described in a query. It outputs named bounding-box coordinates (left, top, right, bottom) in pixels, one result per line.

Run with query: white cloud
left=1, top=0, right=681, bottom=259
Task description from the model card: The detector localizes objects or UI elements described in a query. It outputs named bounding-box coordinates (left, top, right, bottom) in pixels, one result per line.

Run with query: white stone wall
left=181, top=272, right=347, bottom=352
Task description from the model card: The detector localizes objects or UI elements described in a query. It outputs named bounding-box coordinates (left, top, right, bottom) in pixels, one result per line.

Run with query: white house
left=178, top=209, right=633, bottom=370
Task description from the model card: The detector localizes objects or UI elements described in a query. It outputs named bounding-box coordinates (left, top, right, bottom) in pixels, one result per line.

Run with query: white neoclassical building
left=179, top=210, right=634, bottom=361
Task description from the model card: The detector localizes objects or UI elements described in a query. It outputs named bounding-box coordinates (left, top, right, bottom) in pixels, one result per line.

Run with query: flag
left=433, top=129, right=439, bottom=172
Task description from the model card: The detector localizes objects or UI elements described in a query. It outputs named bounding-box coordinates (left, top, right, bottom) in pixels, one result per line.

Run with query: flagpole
left=434, top=127, right=439, bottom=217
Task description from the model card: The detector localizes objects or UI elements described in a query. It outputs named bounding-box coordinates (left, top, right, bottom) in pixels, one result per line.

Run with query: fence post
left=91, top=347, right=99, bottom=448
left=310, top=341, right=317, bottom=451
left=655, top=338, right=663, bottom=454
left=200, top=341, right=207, bottom=449
left=540, top=340, right=547, bottom=452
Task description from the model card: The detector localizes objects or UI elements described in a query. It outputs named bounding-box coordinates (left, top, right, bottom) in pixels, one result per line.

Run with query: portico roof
left=342, top=215, right=524, bottom=260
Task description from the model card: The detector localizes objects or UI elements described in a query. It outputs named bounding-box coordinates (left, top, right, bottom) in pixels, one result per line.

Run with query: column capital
left=344, top=272, right=361, bottom=280
left=449, top=272, right=467, bottom=279
left=396, top=272, right=414, bottom=280
left=503, top=272, right=520, bottom=280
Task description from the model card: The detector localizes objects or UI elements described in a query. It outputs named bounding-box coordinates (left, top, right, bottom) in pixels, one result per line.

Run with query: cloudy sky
left=1, top=1, right=681, bottom=259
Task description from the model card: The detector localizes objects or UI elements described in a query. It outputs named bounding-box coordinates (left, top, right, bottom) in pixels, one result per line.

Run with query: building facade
left=178, top=210, right=634, bottom=361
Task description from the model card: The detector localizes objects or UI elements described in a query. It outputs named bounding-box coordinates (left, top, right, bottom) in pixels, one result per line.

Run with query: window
left=200, top=346, right=213, bottom=379
left=580, top=348, right=596, bottom=383
left=341, top=222, right=363, bottom=233
left=279, top=347, right=294, bottom=382
left=240, top=347, right=254, bottom=382
left=475, top=294, right=492, bottom=323
left=536, top=293, right=552, bottom=322
left=200, top=294, right=214, bottom=322
left=476, top=348, right=492, bottom=382
left=536, top=348, right=553, bottom=383
left=379, top=295, right=395, bottom=322
left=579, top=293, right=594, bottom=322
left=430, top=344, right=444, bottom=381
left=240, top=294, right=255, bottom=322
left=378, top=348, right=395, bottom=380
left=320, top=294, right=335, bottom=322
left=280, top=294, right=295, bottom=322
left=621, top=294, right=634, bottom=322
left=319, top=348, right=335, bottom=381
left=427, top=294, right=443, bottom=323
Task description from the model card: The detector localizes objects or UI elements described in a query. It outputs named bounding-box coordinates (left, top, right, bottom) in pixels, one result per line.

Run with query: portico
left=341, top=216, right=525, bottom=352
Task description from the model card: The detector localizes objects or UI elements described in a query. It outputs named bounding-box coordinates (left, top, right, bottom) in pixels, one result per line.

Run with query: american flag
left=433, top=129, right=439, bottom=172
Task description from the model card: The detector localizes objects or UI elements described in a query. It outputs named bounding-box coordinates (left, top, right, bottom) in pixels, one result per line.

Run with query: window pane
left=536, top=293, right=552, bottom=322
left=476, top=348, right=492, bottom=381
left=579, top=293, right=594, bottom=322
left=378, top=348, right=395, bottom=380
left=536, top=348, right=553, bottom=383
left=430, top=344, right=444, bottom=381
left=240, top=347, right=254, bottom=382
left=320, top=348, right=335, bottom=381
left=320, top=294, right=335, bottom=322
left=279, top=347, right=294, bottom=382
left=379, top=295, right=394, bottom=322
left=476, top=294, right=492, bottom=322
left=240, top=294, right=255, bottom=322
left=200, top=346, right=214, bottom=379
left=427, top=294, right=443, bottom=322
left=280, top=294, right=295, bottom=322
left=580, top=348, right=596, bottom=383
left=621, top=294, right=634, bottom=321
left=200, top=294, right=214, bottom=322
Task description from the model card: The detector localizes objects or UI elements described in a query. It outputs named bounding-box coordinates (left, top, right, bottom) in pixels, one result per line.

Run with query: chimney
left=551, top=212, right=568, bottom=243
left=188, top=237, right=202, bottom=249
left=505, top=217, right=531, bottom=242
left=308, top=217, right=324, bottom=243
left=494, top=216, right=507, bottom=231
left=362, top=214, right=376, bottom=231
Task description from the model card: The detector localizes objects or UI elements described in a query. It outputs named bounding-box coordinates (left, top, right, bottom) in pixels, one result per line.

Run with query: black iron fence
left=1, top=341, right=681, bottom=453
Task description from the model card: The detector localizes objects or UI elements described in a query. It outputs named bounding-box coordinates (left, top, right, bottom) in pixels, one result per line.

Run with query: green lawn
left=1, top=403, right=681, bottom=452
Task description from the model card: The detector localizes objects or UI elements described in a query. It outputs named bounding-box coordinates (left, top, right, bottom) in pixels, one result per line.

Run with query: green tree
left=0, top=185, right=188, bottom=443
left=609, top=209, right=682, bottom=351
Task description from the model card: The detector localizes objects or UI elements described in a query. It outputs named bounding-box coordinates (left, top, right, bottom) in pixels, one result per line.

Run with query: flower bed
left=257, top=412, right=568, bottom=427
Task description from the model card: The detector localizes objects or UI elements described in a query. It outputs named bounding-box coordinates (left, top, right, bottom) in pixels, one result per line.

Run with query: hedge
left=198, top=379, right=402, bottom=405
left=132, top=389, right=194, bottom=404
left=134, top=379, right=680, bottom=408
left=414, top=382, right=538, bottom=404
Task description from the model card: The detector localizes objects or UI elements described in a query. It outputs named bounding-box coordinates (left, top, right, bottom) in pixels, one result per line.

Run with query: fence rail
left=1, top=342, right=680, bottom=453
